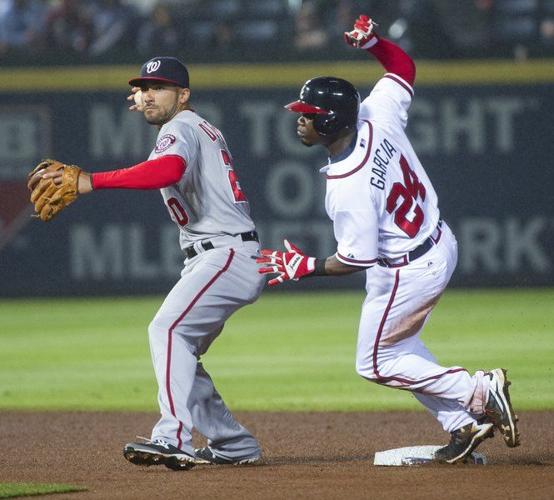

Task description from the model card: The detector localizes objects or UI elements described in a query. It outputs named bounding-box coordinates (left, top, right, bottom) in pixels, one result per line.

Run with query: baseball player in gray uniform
left=43, top=57, right=264, bottom=470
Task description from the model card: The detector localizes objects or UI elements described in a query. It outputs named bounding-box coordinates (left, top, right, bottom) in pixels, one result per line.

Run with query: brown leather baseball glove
left=27, top=159, right=81, bottom=222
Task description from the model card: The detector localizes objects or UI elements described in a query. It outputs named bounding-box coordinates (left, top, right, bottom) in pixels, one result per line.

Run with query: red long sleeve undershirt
left=367, top=37, right=416, bottom=86
left=91, top=155, right=186, bottom=190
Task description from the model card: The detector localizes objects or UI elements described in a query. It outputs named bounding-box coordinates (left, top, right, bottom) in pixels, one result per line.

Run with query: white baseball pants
left=356, top=222, right=489, bottom=432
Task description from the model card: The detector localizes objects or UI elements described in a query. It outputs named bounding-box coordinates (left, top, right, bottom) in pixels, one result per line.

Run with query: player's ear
left=178, top=88, right=191, bottom=105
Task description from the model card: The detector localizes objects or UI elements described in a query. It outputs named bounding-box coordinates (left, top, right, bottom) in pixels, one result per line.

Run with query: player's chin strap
left=256, top=239, right=316, bottom=286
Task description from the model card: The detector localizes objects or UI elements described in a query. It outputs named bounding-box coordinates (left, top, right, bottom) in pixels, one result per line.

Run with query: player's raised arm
left=344, top=15, right=415, bottom=128
left=344, top=15, right=416, bottom=86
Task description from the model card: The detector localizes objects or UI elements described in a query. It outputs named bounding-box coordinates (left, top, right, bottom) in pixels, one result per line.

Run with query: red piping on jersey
left=165, top=248, right=235, bottom=450
left=336, top=252, right=378, bottom=266
left=370, top=270, right=467, bottom=388
left=325, top=121, right=373, bottom=180
left=383, top=73, right=414, bottom=98
left=91, top=155, right=186, bottom=190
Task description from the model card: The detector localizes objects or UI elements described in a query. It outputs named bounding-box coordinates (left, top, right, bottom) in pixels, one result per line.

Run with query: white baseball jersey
left=320, top=73, right=441, bottom=264
left=148, top=110, right=255, bottom=249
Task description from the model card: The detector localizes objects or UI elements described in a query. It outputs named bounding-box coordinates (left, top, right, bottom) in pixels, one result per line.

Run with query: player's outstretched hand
left=344, top=15, right=378, bottom=49
left=256, top=239, right=316, bottom=286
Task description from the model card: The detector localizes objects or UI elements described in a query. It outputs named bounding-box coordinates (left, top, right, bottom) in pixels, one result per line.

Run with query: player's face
left=141, top=83, right=188, bottom=125
left=296, top=114, right=322, bottom=147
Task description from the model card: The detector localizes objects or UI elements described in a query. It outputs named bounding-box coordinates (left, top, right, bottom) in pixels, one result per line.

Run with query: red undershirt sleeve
left=91, top=155, right=186, bottom=190
left=367, top=37, right=416, bottom=86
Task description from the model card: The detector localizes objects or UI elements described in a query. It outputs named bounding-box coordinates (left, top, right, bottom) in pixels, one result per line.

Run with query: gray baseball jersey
left=148, top=110, right=255, bottom=248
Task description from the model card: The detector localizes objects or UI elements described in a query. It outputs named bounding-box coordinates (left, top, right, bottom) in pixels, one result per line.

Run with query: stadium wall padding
left=0, top=61, right=552, bottom=295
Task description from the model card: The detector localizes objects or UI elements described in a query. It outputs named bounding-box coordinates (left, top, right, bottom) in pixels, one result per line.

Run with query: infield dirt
left=2, top=411, right=553, bottom=499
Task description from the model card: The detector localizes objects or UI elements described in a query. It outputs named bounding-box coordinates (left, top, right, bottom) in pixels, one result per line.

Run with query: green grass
left=0, top=483, right=85, bottom=498
left=0, top=289, right=552, bottom=411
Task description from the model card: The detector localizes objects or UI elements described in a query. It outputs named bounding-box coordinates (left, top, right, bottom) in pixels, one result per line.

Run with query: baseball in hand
left=133, top=90, right=143, bottom=106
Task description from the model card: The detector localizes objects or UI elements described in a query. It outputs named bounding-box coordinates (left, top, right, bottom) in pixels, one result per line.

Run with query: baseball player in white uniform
left=43, top=57, right=264, bottom=470
left=257, top=16, right=520, bottom=463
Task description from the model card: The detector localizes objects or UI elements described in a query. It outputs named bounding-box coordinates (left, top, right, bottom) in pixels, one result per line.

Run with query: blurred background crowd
left=1, top=0, right=553, bottom=64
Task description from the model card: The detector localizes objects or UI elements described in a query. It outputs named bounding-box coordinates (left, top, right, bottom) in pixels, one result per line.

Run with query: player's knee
left=355, top=356, right=376, bottom=381
left=148, top=316, right=200, bottom=357
left=148, top=317, right=168, bottom=339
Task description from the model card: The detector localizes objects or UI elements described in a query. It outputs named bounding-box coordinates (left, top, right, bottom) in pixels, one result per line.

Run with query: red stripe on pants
left=371, top=270, right=466, bottom=388
left=165, top=249, right=235, bottom=449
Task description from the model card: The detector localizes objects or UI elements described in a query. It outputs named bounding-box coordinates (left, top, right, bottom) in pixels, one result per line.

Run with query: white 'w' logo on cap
left=146, top=60, right=161, bottom=73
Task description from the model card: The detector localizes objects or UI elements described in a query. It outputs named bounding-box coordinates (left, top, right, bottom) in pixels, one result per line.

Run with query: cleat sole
left=487, top=369, right=520, bottom=448
left=194, top=447, right=262, bottom=466
left=123, top=446, right=195, bottom=471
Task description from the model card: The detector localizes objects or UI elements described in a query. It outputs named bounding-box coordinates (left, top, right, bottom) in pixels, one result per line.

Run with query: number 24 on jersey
left=386, top=155, right=426, bottom=238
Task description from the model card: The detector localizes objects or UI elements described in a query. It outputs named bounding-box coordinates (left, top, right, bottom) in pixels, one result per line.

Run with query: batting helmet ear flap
left=313, top=109, right=339, bottom=136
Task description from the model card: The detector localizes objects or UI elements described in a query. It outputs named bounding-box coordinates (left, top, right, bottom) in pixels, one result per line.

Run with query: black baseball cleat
left=123, top=438, right=196, bottom=471
left=434, top=422, right=494, bottom=464
left=484, top=368, right=520, bottom=447
left=194, top=447, right=262, bottom=466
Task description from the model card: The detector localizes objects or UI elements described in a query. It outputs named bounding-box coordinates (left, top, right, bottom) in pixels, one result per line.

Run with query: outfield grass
left=0, top=483, right=85, bottom=498
left=0, top=289, right=552, bottom=412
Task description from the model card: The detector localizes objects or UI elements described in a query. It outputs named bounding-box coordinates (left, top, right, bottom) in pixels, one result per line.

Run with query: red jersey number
left=167, top=197, right=189, bottom=226
left=386, top=155, right=426, bottom=238
left=220, top=149, right=247, bottom=202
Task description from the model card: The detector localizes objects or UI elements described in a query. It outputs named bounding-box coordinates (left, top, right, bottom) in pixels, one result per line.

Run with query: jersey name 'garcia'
left=148, top=110, right=255, bottom=249
left=320, top=73, right=440, bottom=264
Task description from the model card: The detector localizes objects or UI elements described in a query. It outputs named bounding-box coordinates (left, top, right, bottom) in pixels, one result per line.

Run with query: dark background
left=1, top=82, right=552, bottom=295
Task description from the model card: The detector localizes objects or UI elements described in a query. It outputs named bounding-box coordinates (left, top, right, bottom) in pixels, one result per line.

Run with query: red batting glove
left=256, top=239, right=316, bottom=287
left=343, top=15, right=379, bottom=49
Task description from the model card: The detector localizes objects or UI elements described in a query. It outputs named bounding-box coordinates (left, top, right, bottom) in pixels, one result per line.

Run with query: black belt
left=184, top=231, right=259, bottom=259
left=379, top=222, right=443, bottom=268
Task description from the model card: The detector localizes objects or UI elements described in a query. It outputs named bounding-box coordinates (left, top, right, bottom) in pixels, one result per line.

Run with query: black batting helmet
left=285, top=77, right=360, bottom=136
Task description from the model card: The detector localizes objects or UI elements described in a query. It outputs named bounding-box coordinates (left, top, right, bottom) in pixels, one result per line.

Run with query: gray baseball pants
left=148, top=238, right=264, bottom=460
